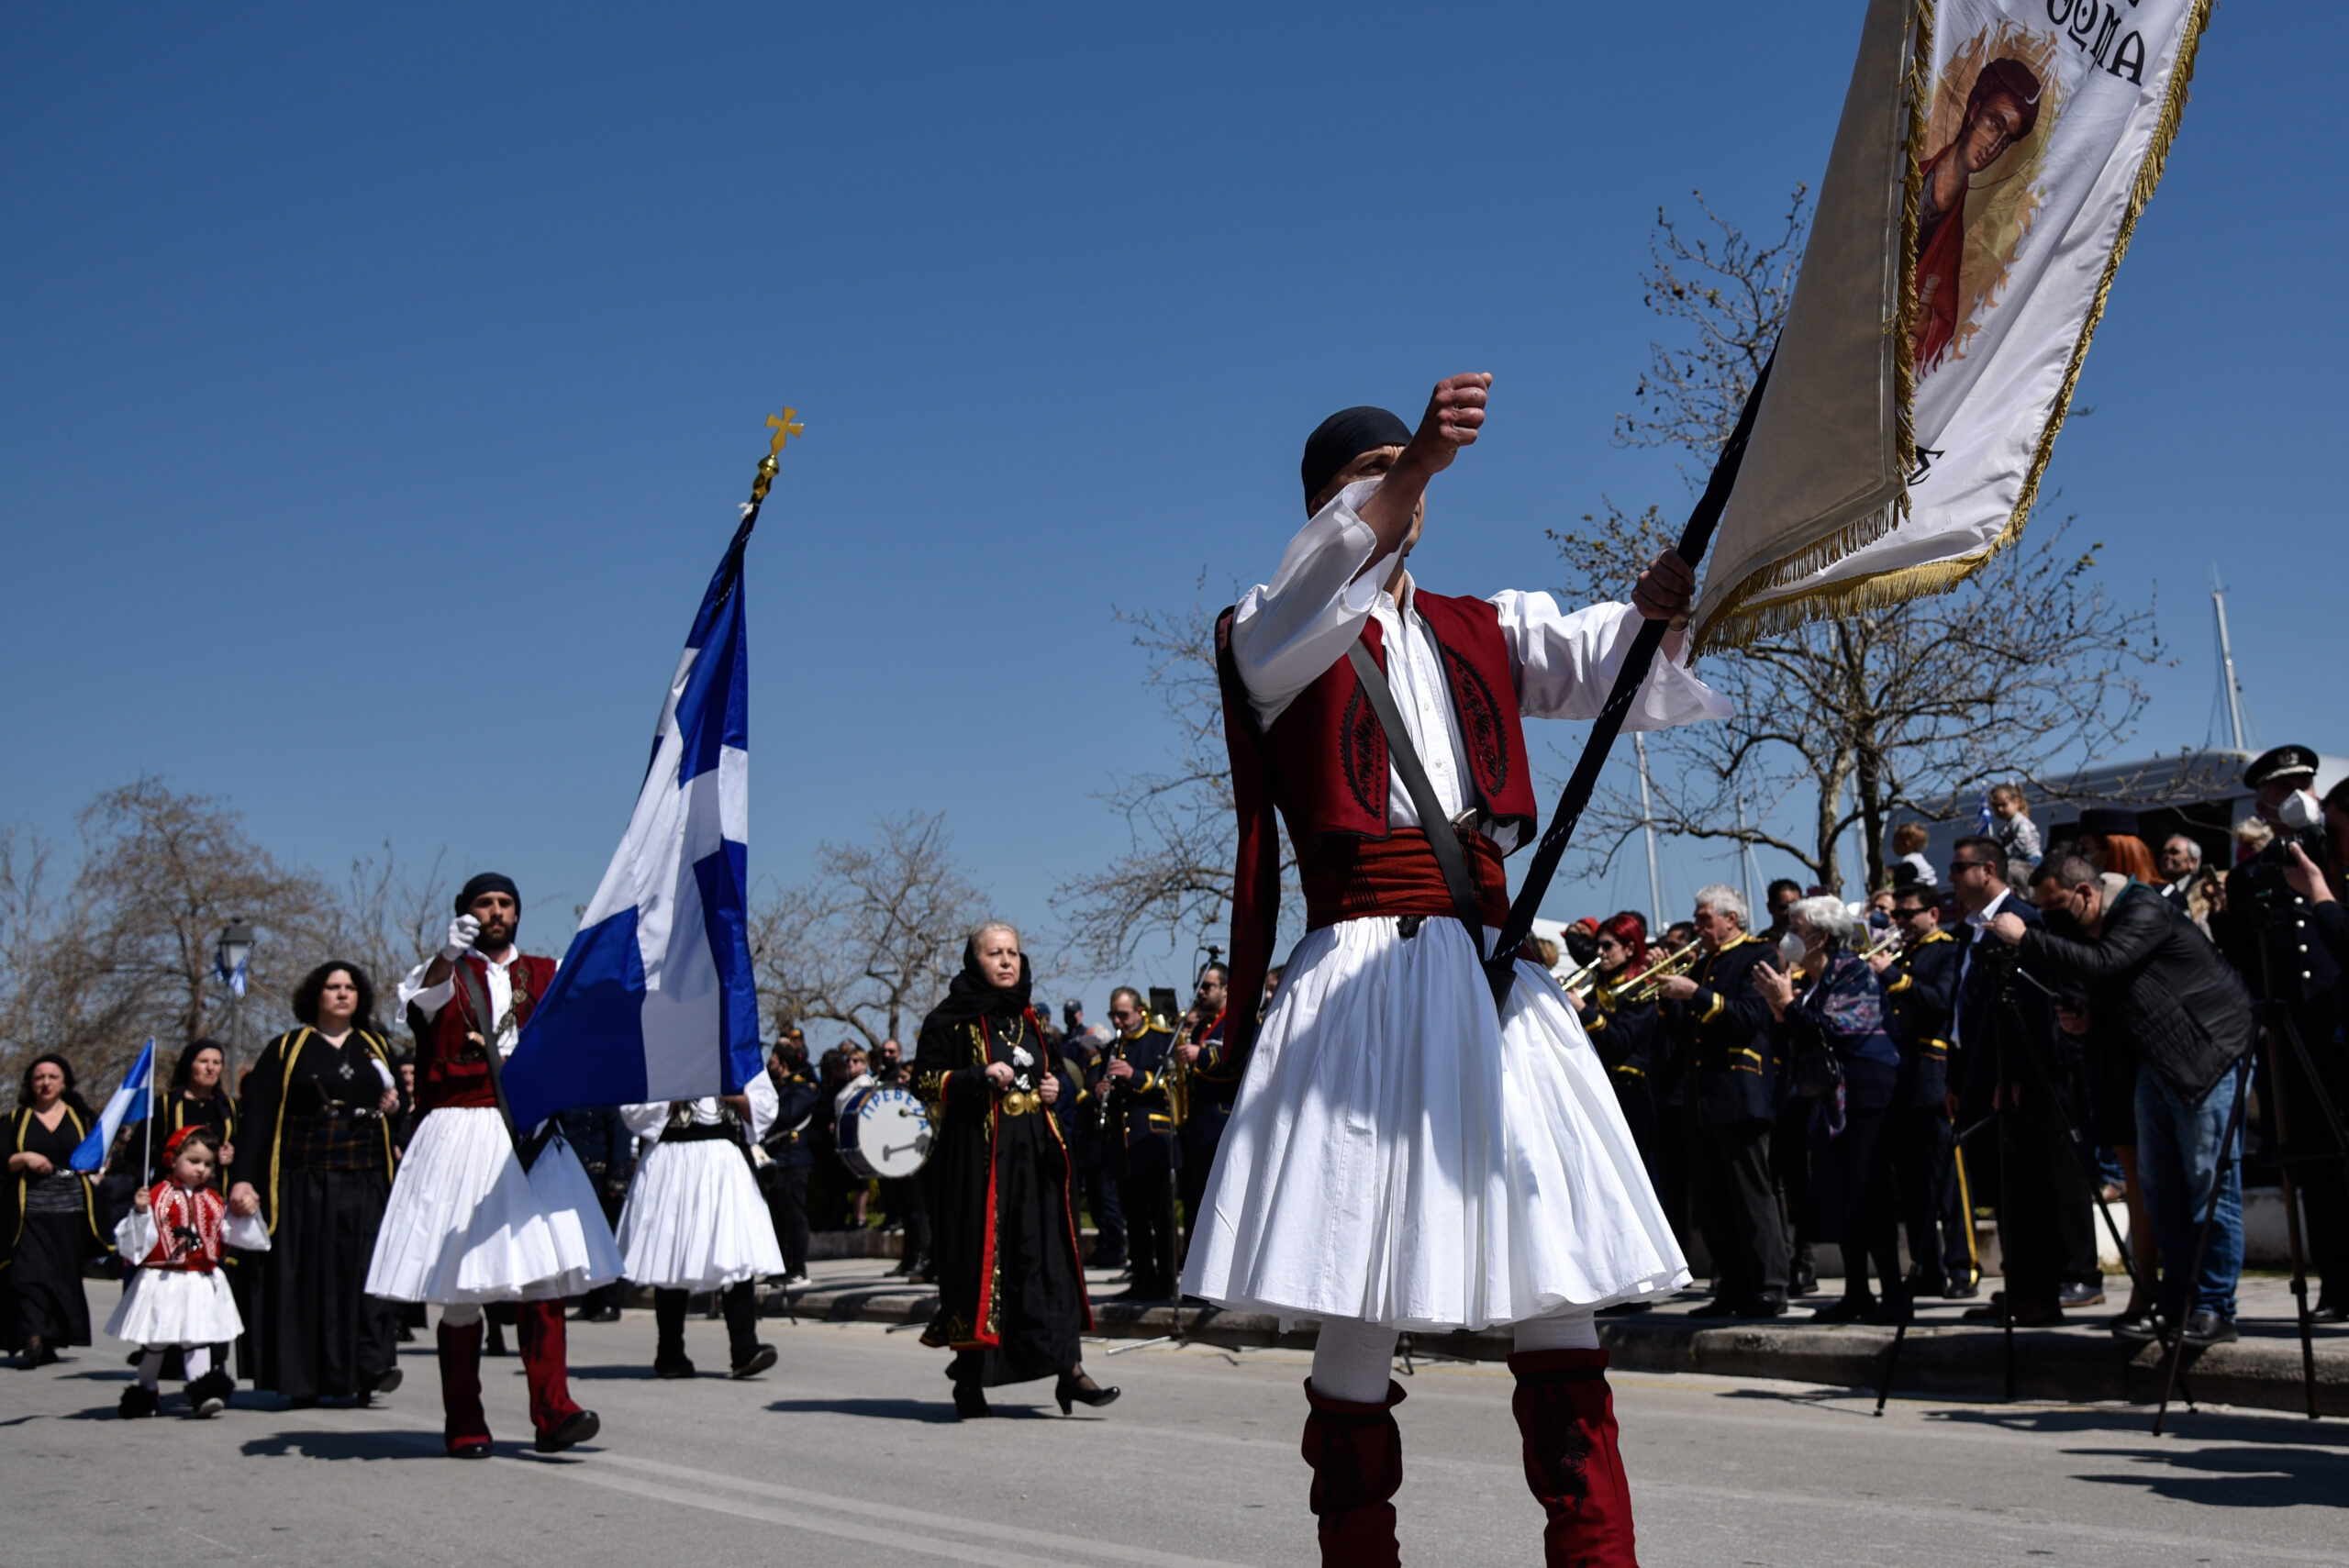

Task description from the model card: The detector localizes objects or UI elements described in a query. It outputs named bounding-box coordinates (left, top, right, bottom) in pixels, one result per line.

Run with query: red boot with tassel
left=1300, top=1378, right=1407, bottom=1568
left=1508, top=1348, right=1638, bottom=1566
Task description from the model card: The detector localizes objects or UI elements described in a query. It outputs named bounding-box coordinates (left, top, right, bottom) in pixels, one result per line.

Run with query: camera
left=2241, top=824, right=2332, bottom=922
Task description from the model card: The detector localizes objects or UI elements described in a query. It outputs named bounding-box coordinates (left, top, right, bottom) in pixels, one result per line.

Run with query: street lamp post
left=215, top=919, right=256, bottom=1083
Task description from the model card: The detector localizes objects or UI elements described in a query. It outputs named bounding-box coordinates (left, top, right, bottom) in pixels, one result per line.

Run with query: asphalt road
left=7, top=1287, right=2347, bottom=1567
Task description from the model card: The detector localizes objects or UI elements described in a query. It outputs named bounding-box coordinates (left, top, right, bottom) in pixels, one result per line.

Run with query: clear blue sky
left=5, top=4, right=2339, bottom=1005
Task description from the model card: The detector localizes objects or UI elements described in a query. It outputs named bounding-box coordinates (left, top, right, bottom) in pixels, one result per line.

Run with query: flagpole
left=140, top=1043, right=154, bottom=1185
left=1484, top=356, right=1773, bottom=1007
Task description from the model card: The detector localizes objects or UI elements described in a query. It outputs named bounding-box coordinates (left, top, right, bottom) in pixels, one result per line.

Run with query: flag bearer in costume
left=1186, top=374, right=1729, bottom=1567
left=614, top=1078, right=784, bottom=1381
left=916, top=922, right=1119, bottom=1420
left=228, top=962, right=404, bottom=1406
left=367, top=873, right=623, bottom=1457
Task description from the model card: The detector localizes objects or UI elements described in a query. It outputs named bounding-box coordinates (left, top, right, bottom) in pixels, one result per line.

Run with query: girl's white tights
left=137, top=1344, right=212, bottom=1390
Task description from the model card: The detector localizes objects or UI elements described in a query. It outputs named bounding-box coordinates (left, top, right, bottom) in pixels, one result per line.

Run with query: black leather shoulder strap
left=1345, top=640, right=1486, bottom=962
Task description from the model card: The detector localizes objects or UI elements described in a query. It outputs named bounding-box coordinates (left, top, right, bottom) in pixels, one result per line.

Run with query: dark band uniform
left=1880, top=929, right=1974, bottom=1291
left=1091, top=1023, right=1182, bottom=1300
left=1174, top=1009, right=1236, bottom=1258
left=1668, top=933, right=1788, bottom=1312
left=1577, top=973, right=1662, bottom=1188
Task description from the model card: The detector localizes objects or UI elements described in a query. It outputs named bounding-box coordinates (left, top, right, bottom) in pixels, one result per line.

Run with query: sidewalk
left=752, top=1258, right=2349, bottom=1417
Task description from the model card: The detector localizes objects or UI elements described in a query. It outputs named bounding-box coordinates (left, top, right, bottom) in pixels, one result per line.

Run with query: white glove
left=440, top=914, right=482, bottom=962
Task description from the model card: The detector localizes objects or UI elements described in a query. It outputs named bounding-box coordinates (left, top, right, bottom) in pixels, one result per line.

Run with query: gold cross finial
left=766, top=407, right=805, bottom=456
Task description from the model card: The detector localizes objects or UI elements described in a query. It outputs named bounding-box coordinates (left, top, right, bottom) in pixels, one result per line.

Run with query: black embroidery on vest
left=1440, top=642, right=1509, bottom=793
left=1340, top=684, right=1385, bottom=816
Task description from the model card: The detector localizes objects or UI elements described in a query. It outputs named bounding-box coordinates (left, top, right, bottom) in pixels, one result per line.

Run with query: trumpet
left=1856, top=928, right=1905, bottom=963
left=1556, top=956, right=1603, bottom=995
left=1620, top=939, right=1705, bottom=1005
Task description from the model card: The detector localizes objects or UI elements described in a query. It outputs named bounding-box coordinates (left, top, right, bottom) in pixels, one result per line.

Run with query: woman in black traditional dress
left=4, top=1054, right=102, bottom=1366
left=154, top=1040, right=238, bottom=1178
left=915, top=922, right=1118, bottom=1419
left=227, top=961, right=404, bottom=1405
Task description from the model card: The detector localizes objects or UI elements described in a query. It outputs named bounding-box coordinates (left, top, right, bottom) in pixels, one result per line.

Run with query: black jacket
left=1088, top=1026, right=1182, bottom=1176
left=760, top=1069, right=826, bottom=1171
left=1671, top=935, right=1778, bottom=1125
left=1881, top=929, right=1961, bottom=1109
left=2223, top=849, right=2342, bottom=1010
left=1952, top=895, right=2067, bottom=1122
left=2021, top=877, right=2253, bottom=1103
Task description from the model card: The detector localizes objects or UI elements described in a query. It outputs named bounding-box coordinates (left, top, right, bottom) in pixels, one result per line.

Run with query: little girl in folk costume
left=109, top=1127, right=268, bottom=1418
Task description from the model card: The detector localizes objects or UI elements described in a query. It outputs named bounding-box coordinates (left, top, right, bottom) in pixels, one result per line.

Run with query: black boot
left=118, top=1384, right=160, bottom=1419
left=721, top=1281, right=775, bottom=1378
left=652, top=1288, right=696, bottom=1378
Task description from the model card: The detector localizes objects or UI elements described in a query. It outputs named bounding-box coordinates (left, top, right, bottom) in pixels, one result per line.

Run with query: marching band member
left=366, top=873, right=623, bottom=1458
left=1191, top=376, right=1728, bottom=1567
left=1874, top=875, right=1975, bottom=1298
left=614, top=1080, right=784, bottom=1381
left=1094, top=986, right=1182, bottom=1302
left=1573, top=914, right=1664, bottom=1190
left=915, top=923, right=1117, bottom=1420
left=1174, top=962, right=1237, bottom=1265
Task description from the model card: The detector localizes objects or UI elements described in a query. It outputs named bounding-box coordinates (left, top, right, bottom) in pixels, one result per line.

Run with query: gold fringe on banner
left=1696, top=0, right=2212, bottom=653
left=1694, top=0, right=1934, bottom=654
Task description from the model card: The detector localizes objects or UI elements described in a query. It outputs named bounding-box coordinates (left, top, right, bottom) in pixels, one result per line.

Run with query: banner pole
left=1484, top=355, right=1773, bottom=1007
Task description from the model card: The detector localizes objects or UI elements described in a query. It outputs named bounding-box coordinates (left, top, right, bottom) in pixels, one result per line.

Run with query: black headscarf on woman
left=925, top=936, right=1034, bottom=1028
left=16, top=1051, right=95, bottom=1118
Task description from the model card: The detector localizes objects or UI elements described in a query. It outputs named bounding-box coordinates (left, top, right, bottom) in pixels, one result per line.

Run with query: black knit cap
left=1301, top=406, right=1411, bottom=506
left=454, top=872, right=520, bottom=915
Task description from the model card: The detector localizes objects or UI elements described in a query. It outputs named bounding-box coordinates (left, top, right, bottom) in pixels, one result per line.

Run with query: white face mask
left=1777, top=931, right=1808, bottom=969
left=2277, top=789, right=2321, bottom=832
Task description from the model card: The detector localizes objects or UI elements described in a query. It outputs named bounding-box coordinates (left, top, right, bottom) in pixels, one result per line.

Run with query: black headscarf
left=454, top=871, right=520, bottom=915
left=926, top=936, right=1034, bottom=1027
left=1301, top=405, right=1411, bottom=506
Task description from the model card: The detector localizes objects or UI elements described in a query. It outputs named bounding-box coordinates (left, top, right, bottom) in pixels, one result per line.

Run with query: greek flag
left=502, top=517, right=762, bottom=1128
left=69, top=1038, right=155, bottom=1173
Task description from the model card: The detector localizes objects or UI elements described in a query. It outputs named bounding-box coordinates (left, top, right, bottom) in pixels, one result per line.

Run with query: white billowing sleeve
left=619, top=1103, right=670, bottom=1141
left=1493, top=594, right=1735, bottom=730
left=1228, top=480, right=1400, bottom=728
left=396, top=961, right=452, bottom=1021
left=115, top=1208, right=157, bottom=1263
left=744, top=1068, right=779, bottom=1144
left=223, top=1209, right=272, bottom=1251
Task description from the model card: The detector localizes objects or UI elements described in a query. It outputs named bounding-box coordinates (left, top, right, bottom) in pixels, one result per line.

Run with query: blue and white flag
left=502, top=517, right=762, bottom=1128
left=215, top=951, right=247, bottom=998
left=69, top=1038, right=155, bottom=1173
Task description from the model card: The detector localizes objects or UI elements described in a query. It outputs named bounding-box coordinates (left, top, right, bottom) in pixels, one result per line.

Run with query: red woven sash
left=1301, top=829, right=1508, bottom=933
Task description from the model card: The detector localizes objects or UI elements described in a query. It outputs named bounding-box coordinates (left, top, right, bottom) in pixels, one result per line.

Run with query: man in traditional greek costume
left=1185, top=374, right=1730, bottom=1567
left=366, top=873, right=625, bottom=1457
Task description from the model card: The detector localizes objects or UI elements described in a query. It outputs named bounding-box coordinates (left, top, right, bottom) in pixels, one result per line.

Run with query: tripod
left=1876, top=951, right=2167, bottom=1413
left=2151, top=935, right=2348, bottom=1434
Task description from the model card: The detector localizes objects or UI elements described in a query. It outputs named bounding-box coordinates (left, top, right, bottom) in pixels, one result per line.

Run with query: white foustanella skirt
left=1182, top=915, right=1691, bottom=1331
left=616, top=1139, right=785, bottom=1291
left=364, top=1106, right=624, bottom=1305
left=105, top=1269, right=245, bottom=1347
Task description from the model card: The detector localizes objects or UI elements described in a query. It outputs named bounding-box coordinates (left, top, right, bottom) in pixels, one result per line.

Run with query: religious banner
left=1692, top=0, right=2213, bottom=651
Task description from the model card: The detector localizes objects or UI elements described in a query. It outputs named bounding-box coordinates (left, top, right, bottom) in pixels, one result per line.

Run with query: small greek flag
left=502, top=517, right=762, bottom=1127
left=69, top=1038, right=155, bottom=1173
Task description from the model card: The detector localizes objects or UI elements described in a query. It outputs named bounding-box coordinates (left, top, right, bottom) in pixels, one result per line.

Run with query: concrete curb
left=756, top=1282, right=2349, bottom=1417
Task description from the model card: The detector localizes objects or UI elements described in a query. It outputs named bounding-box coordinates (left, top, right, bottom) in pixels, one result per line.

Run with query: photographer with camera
left=2223, top=746, right=2349, bottom=1322
left=1990, top=851, right=2254, bottom=1345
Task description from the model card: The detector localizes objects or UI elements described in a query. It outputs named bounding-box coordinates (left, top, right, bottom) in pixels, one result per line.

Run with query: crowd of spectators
left=1557, top=747, right=2348, bottom=1350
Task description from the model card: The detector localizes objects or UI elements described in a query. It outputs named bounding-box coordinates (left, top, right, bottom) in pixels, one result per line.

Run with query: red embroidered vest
left=412, top=952, right=559, bottom=1115
left=1216, top=589, right=1535, bottom=1061
left=139, top=1182, right=226, bottom=1273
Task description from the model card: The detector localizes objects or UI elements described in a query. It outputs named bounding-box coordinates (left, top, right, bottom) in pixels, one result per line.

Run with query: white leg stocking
left=1512, top=1307, right=1599, bottom=1353
left=1309, top=1316, right=1401, bottom=1404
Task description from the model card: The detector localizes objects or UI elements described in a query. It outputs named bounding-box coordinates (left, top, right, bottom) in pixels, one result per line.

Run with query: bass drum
left=836, top=1084, right=933, bottom=1180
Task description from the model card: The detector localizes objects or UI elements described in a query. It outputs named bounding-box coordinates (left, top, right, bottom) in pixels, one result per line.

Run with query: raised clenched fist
left=1403, top=373, right=1491, bottom=475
